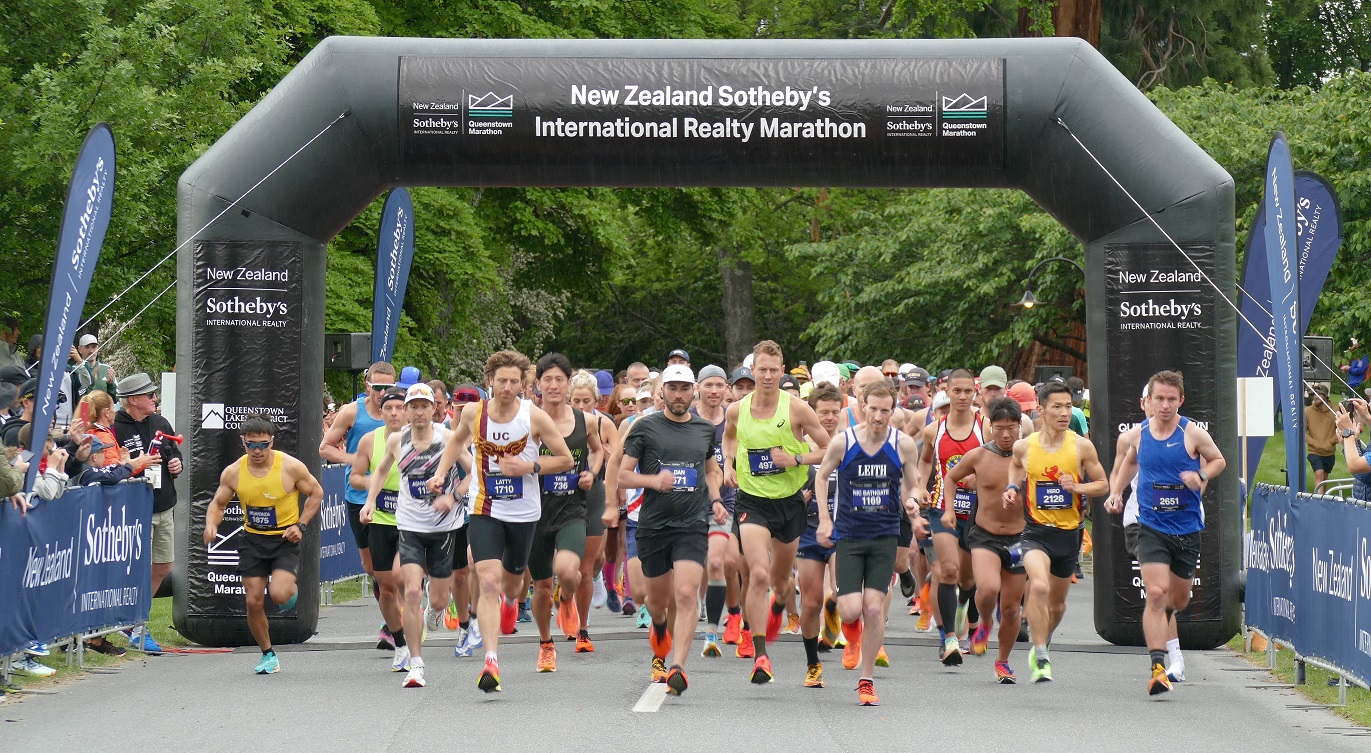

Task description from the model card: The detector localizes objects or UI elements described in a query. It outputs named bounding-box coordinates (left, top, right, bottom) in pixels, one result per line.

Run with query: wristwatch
left=793, top=453, right=804, bottom=467
left=1342, top=428, right=1357, bottom=439
left=533, top=461, right=543, bottom=474
left=1197, top=469, right=1209, bottom=483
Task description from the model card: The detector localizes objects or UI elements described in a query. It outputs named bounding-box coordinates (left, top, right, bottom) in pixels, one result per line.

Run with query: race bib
left=406, top=476, right=433, bottom=501
left=851, top=480, right=892, bottom=511
left=1035, top=482, right=1071, bottom=511
left=488, top=474, right=523, bottom=500
left=713, top=444, right=725, bottom=468
left=543, top=472, right=579, bottom=495
left=376, top=490, right=399, bottom=514
left=245, top=505, right=278, bottom=530
left=1152, top=482, right=1185, bottom=512
left=953, top=487, right=976, bottom=516
left=826, top=472, right=838, bottom=510
left=661, top=463, right=698, bottom=492
left=748, top=449, right=781, bottom=476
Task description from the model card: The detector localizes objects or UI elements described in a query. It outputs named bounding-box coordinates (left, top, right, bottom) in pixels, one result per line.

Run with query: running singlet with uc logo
left=933, top=415, right=983, bottom=520
left=470, top=399, right=542, bottom=523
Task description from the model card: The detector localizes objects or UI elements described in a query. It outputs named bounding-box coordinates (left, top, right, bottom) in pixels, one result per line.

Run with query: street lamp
left=1015, top=256, right=1086, bottom=308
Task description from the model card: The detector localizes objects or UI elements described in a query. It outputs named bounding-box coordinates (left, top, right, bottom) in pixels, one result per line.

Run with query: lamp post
left=1015, top=256, right=1086, bottom=308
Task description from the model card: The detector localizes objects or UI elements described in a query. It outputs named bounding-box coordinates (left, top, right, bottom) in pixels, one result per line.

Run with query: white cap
left=742, top=353, right=755, bottom=370
left=931, top=391, right=951, bottom=410
left=78, top=334, right=99, bottom=347
left=811, top=360, right=841, bottom=388
left=899, top=363, right=916, bottom=378
left=648, top=370, right=659, bottom=381
left=636, top=386, right=653, bottom=401
left=405, top=383, right=435, bottom=404
left=661, top=364, right=696, bottom=385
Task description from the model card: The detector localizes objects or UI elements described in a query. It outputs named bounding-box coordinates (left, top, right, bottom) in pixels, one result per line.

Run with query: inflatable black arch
left=174, top=36, right=1237, bottom=648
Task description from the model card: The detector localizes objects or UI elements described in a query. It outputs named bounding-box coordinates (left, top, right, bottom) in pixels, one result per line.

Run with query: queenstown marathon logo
left=939, top=93, right=989, bottom=138
left=468, top=92, right=514, bottom=119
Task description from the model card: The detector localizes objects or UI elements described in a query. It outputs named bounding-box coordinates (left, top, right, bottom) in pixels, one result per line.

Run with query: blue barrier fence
left=1246, top=483, right=1371, bottom=687
left=0, top=481, right=155, bottom=657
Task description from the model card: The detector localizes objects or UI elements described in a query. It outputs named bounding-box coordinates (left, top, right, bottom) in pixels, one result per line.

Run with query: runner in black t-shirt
left=618, top=364, right=723, bottom=697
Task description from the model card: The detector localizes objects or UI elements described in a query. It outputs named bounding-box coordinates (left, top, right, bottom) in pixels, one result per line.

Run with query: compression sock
left=938, top=583, right=958, bottom=632
left=706, top=582, right=727, bottom=629
left=963, top=587, right=979, bottom=625
left=804, top=636, right=820, bottom=665
left=392, top=629, right=406, bottom=649
left=752, top=634, right=767, bottom=658
left=1149, top=649, right=1167, bottom=669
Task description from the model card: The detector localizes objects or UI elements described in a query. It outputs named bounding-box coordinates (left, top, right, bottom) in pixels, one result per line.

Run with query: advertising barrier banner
left=187, top=241, right=304, bottom=618
left=0, top=482, right=153, bottom=656
left=1245, top=484, right=1299, bottom=645
left=318, top=464, right=364, bottom=583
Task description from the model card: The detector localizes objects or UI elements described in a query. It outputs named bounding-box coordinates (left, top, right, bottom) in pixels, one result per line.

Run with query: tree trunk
left=1053, top=0, right=1101, bottom=49
left=717, top=245, right=756, bottom=370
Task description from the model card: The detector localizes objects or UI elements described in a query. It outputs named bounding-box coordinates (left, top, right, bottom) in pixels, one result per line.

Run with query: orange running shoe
left=444, top=599, right=461, bottom=630
left=665, top=665, right=689, bottom=696
left=723, top=612, right=742, bottom=645
left=875, top=646, right=890, bottom=667
left=804, top=662, right=825, bottom=688
left=736, top=629, right=755, bottom=658
left=765, top=597, right=784, bottom=643
left=477, top=656, right=501, bottom=692
left=536, top=641, right=556, bottom=672
left=651, top=656, right=668, bottom=683
left=648, top=620, right=673, bottom=660
left=784, top=613, right=800, bottom=635
left=575, top=630, right=595, bottom=653
left=857, top=678, right=879, bottom=706
left=557, top=598, right=581, bottom=640
left=750, top=655, right=774, bottom=684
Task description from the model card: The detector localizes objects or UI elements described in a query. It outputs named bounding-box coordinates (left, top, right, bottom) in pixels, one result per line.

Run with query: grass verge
left=1227, top=635, right=1371, bottom=726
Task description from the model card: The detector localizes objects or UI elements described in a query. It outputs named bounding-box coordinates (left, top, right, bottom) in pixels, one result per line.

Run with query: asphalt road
left=3, top=577, right=1367, bottom=752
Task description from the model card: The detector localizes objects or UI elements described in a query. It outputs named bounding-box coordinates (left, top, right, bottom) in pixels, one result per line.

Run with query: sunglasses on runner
left=243, top=440, right=271, bottom=451
left=369, top=383, right=396, bottom=392
left=619, top=398, right=635, bottom=406
left=452, top=390, right=480, bottom=403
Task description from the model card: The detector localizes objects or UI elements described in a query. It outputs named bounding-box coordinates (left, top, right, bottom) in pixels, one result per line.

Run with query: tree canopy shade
left=174, top=36, right=1236, bottom=648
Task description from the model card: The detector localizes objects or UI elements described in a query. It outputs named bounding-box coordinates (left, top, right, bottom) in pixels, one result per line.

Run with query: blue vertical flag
left=26, top=124, right=116, bottom=491
left=1262, top=133, right=1304, bottom=491
left=370, top=188, right=415, bottom=363
left=1236, top=172, right=1343, bottom=494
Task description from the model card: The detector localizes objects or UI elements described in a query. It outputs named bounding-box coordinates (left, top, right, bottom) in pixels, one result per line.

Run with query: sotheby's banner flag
left=370, top=188, right=414, bottom=363
left=27, top=124, right=116, bottom=491
left=1262, top=134, right=1304, bottom=491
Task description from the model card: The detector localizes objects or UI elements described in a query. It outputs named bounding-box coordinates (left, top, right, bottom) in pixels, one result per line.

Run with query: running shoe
left=23, top=642, right=50, bottom=657
left=1030, top=650, right=1053, bottom=683
left=970, top=623, right=990, bottom=656
left=404, top=658, right=426, bottom=688
left=765, top=597, right=784, bottom=643
left=842, top=631, right=861, bottom=670
left=649, top=621, right=673, bottom=659
left=392, top=645, right=411, bottom=672
left=254, top=651, right=280, bottom=675
left=453, top=627, right=472, bottom=658
left=622, top=598, right=637, bottom=617
left=651, top=656, right=668, bottom=683
left=517, top=602, right=533, bottom=623
left=665, top=665, right=688, bottom=695
left=736, top=629, right=755, bottom=658
left=13, top=656, right=56, bottom=677
left=994, top=661, right=1017, bottom=684
left=592, top=574, right=608, bottom=609
left=1148, top=662, right=1172, bottom=695
left=500, top=597, right=518, bottom=635
left=783, top=613, right=801, bottom=635
left=425, top=605, right=443, bottom=636
left=1167, top=665, right=1185, bottom=683
left=635, top=604, right=651, bottom=629
left=84, top=639, right=126, bottom=657
left=908, top=598, right=922, bottom=617
left=280, top=587, right=299, bottom=612
left=468, top=620, right=484, bottom=650
left=875, top=646, right=890, bottom=668
left=701, top=633, right=722, bottom=657
left=856, top=678, right=879, bottom=706
left=478, top=656, right=501, bottom=692
left=557, top=598, right=581, bottom=639
left=899, top=569, right=917, bottom=598
left=915, top=606, right=933, bottom=632
left=805, top=662, right=825, bottom=688
left=822, top=600, right=842, bottom=644
left=606, top=584, right=623, bottom=614
left=723, top=612, right=743, bottom=645
left=959, top=636, right=972, bottom=655
left=537, top=641, right=557, bottom=672
left=378, top=625, right=396, bottom=650
left=940, top=636, right=963, bottom=667
left=126, top=628, right=164, bottom=655
left=954, top=601, right=969, bottom=637
left=750, top=655, right=774, bottom=684
left=576, top=630, right=595, bottom=653
left=445, top=599, right=462, bottom=630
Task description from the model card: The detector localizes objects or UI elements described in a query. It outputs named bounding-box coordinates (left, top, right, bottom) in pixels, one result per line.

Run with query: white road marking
left=632, top=683, right=668, bottom=712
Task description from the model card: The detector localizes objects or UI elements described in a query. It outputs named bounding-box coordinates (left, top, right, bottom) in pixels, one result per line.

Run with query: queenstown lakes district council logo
left=411, top=92, right=514, bottom=136
left=201, top=404, right=288, bottom=431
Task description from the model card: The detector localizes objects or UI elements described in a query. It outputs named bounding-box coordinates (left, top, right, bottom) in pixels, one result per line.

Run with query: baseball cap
left=979, top=365, right=1008, bottom=390
left=779, top=374, right=800, bottom=392
left=811, top=361, right=840, bottom=388
left=79, top=333, right=99, bottom=347
left=730, top=366, right=755, bottom=386
left=1008, top=382, right=1038, bottom=411
left=789, top=365, right=811, bottom=382
left=452, top=384, right=482, bottom=403
left=1067, top=376, right=1086, bottom=401
left=742, top=353, right=754, bottom=370
left=931, top=391, right=950, bottom=410
left=595, top=369, right=615, bottom=396
left=380, top=387, right=407, bottom=406
left=699, top=365, right=727, bottom=383
left=397, top=366, right=422, bottom=390
left=667, top=348, right=690, bottom=363
left=837, top=363, right=853, bottom=380
left=19, top=378, right=38, bottom=400
left=661, top=364, right=695, bottom=385
left=405, top=383, right=435, bottom=404
left=903, top=366, right=930, bottom=387
left=635, top=386, right=654, bottom=401
left=937, top=369, right=953, bottom=385
left=899, top=363, right=917, bottom=378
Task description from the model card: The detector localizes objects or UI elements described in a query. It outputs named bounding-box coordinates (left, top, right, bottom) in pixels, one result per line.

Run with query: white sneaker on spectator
left=15, top=656, right=56, bottom=677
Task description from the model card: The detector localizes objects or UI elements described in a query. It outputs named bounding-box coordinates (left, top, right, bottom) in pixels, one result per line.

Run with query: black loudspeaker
left=1302, top=336, right=1333, bottom=382
left=325, top=332, right=372, bottom=371
left=1034, top=365, right=1073, bottom=385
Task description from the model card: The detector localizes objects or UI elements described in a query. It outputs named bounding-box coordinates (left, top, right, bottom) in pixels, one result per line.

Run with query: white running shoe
left=592, top=574, right=608, bottom=609
left=453, top=627, right=472, bottom=657
left=392, top=645, right=411, bottom=672
left=14, top=655, right=56, bottom=677
left=404, top=658, right=426, bottom=688
left=425, top=606, right=443, bottom=635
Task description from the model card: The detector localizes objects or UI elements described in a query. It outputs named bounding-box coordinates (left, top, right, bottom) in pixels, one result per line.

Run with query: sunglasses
left=243, top=440, right=271, bottom=451
left=369, top=383, right=396, bottom=392
left=453, top=393, right=480, bottom=403
left=619, top=397, right=636, bottom=406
